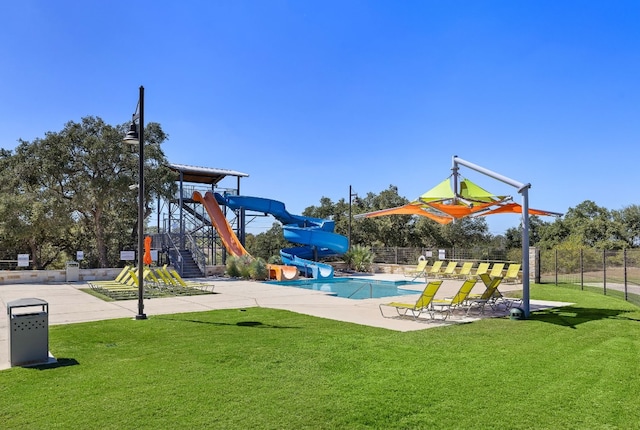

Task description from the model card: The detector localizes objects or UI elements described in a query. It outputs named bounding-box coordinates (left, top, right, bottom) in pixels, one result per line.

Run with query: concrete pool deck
left=0, top=274, right=569, bottom=370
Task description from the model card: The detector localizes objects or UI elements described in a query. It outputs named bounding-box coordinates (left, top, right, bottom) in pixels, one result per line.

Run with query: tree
left=439, top=217, right=490, bottom=248
left=245, top=223, right=289, bottom=262
left=559, top=200, right=626, bottom=249
left=504, top=215, right=548, bottom=249
left=5, top=116, right=175, bottom=268
left=613, top=205, right=640, bottom=247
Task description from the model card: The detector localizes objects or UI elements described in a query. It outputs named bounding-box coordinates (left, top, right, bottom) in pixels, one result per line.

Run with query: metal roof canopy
left=167, top=163, right=249, bottom=185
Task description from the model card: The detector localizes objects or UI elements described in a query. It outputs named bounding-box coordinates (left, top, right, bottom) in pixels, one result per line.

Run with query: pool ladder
left=347, top=283, right=374, bottom=299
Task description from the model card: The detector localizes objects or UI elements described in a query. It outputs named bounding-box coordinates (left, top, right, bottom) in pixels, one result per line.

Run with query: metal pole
left=136, top=85, right=146, bottom=320
left=624, top=248, right=628, bottom=301
left=452, top=156, right=532, bottom=317
left=348, top=185, right=352, bottom=250
left=520, top=187, right=530, bottom=317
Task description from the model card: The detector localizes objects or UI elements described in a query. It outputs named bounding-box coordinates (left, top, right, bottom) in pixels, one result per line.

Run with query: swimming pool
left=269, top=277, right=422, bottom=300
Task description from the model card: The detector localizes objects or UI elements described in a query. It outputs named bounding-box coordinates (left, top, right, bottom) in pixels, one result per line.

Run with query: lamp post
left=348, top=185, right=358, bottom=250
left=123, top=85, right=147, bottom=320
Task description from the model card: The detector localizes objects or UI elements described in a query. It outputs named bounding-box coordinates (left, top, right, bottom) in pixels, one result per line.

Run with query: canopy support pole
left=452, top=156, right=532, bottom=317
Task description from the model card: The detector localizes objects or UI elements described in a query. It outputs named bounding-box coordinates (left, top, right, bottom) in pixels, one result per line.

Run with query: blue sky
left=2, top=1, right=639, bottom=235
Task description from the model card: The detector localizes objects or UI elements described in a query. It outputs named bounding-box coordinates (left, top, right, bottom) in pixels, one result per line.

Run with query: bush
left=343, top=245, right=375, bottom=272
left=225, top=254, right=268, bottom=280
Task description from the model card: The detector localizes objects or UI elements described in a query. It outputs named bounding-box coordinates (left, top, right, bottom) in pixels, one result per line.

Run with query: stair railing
left=185, top=232, right=207, bottom=276
left=165, top=233, right=183, bottom=274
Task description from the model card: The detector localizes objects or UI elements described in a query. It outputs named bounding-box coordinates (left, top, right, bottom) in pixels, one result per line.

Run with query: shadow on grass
left=530, top=306, right=640, bottom=329
left=28, top=357, right=80, bottom=370
left=155, top=315, right=301, bottom=329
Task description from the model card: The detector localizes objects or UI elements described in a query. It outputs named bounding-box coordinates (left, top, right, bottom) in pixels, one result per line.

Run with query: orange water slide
left=193, top=191, right=298, bottom=280
left=192, top=191, right=249, bottom=257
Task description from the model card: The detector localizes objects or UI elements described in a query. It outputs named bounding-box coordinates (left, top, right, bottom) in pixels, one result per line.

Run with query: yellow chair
left=426, top=261, right=444, bottom=277
left=379, top=280, right=443, bottom=320
left=489, top=263, right=505, bottom=278
left=405, top=258, right=429, bottom=279
left=467, top=275, right=503, bottom=314
left=455, top=262, right=474, bottom=279
left=503, top=264, right=521, bottom=284
left=471, top=262, right=490, bottom=279
left=436, top=261, right=458, bottom=278
left=431, top=279, right=477, bottom=320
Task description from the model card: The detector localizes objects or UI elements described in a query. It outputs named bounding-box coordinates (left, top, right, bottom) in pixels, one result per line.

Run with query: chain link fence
left=539, top=248, right=640, bottom=304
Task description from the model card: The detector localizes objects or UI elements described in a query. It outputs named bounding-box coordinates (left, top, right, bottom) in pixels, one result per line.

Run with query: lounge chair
left=503, top=264, right=521, bottom=284
left=436, top=261, right=458, bottom=278
left=163, top=266, right=214, bottom=291
left=426, top=260, right=444, bottom=277
left=404, top=258, right=429, bottom=279
left=466, top=274, right=503, bottom=314
left=470, top=262, right=490, bottom=279
left=430, top=279, right=477, bottom=320
left=488, top=263, right=505, bottom=278
left=89, top=265, right=131, bottom=287
left=454, top=262, right=474, bottom=279
left=379, top=280, right=443, bottom=320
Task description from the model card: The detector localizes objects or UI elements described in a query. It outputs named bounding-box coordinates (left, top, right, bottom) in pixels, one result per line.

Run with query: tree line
left=2, top=117, right=638, bottom=269
left=0, top=116, right=176, bottom=269
left=245, top=186, right=640, bottom=262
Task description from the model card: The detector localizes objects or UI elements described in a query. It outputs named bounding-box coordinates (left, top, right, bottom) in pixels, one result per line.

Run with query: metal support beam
left=453, top=156, right=532, bottom=317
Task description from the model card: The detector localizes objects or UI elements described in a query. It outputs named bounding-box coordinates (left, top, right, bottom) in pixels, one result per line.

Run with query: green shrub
left=226, top=254, right=269, bottom=280
left=248, top=258, right=268, bottom=280
left=343, top=245, right=375, bottom=272
left=225, top=255, right=241, bottom=277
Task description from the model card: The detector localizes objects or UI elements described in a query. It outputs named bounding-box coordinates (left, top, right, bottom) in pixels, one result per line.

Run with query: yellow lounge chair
left=431, top=279, right=477, bottom=320
left=426, top=261, right=444, bottom=277
left=163, top=266, right=214, bottom=291
left=471, top=262, right=490, bottom=279
left=89, top=265, right=131, bottom=287
left=436, top=261, right=458, bottom=278
left=454, top=262, right=474, bottom=279
left=489, top=263, right=505, bottom=278
left=466, top=275, right=503, bottom=314
left=404, top=258, right=429, bottom=279
left=379, top=280, right=443, bottom=320
left=503, top=264, right=521, bottom=284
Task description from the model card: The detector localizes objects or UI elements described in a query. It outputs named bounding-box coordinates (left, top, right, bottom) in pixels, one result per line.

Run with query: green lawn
left=2, top=284, right=640, bottom=429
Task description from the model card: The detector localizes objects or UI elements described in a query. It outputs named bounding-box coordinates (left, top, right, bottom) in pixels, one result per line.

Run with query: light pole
left=348, top=185, right=358, bottom=250
left=123, top=85, right=147, bottom=320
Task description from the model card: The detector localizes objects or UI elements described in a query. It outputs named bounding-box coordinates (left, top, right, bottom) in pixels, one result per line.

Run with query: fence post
left=580, top=248, right=584, bottom=290
left=555, top=249, right=558, bottom=286
left=603, top=249, right=607, bottom=296
left=624, top=248, right=628, bottom=301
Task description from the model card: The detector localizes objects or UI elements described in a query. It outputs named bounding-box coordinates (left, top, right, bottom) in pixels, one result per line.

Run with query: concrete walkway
left=0, top=275, right=569, bottom=370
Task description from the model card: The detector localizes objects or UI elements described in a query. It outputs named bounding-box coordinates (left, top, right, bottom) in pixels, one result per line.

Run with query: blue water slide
left=215, top=193, right=348, bottom=278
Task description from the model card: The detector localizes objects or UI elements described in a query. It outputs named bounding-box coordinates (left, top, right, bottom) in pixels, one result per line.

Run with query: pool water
left=269, top=277, right=422, bottom=300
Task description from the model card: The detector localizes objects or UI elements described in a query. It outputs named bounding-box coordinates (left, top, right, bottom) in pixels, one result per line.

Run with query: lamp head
left=123, top=122, right=140, bottom=145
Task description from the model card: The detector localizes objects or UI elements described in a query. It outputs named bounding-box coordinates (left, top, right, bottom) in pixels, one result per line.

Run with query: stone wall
left=0, top=268, right=122, bottom=285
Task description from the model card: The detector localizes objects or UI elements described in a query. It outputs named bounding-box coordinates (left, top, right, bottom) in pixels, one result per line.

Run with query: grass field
left=2, top=284, right=640, bottom=429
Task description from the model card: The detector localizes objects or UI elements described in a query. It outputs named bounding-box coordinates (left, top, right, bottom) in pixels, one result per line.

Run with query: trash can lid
left=7, top=298, right=48, bottom=308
